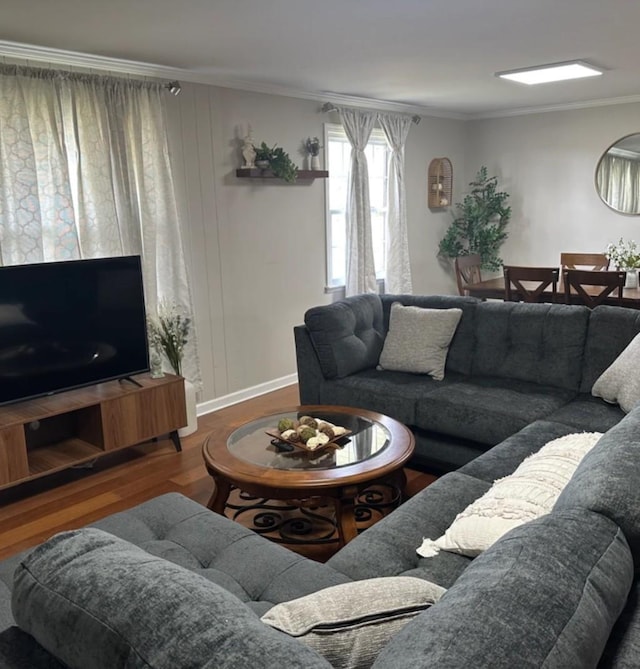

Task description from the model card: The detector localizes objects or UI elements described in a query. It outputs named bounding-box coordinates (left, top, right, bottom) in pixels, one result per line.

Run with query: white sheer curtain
left=598, top=154, right=640, bottom=213
left=0, top=65, right=200, bottom=385
left=339, top=108, right=378, bottom=296
left=378, top=113, right=413, bottom=294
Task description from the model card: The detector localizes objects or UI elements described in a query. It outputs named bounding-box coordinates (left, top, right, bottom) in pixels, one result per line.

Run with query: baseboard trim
left=196, top=373, right=298, bottom=416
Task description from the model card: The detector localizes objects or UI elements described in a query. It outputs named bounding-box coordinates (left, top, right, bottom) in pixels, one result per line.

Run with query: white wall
left=466, top=103, right=640, bottom=268
left=164, top=83, right=467, bottom=406
left=162, top=86, right=640, bottom=409
left=406, top=118, right=470, bottom=294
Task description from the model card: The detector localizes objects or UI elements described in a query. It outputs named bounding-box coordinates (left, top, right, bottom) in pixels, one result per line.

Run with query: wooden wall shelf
left=236, top=168, right=329, bottom=181
left=0, top=373, right=187, bottom=490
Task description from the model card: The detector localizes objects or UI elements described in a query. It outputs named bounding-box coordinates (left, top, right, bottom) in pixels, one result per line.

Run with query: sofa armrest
left=372, top=509, right=633, bottom=669
left=12, top=528, right=332, bottom=669
left=294, top=325, right=325, bottom=404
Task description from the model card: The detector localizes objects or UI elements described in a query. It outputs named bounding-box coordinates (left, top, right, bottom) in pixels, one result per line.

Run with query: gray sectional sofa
left=295, top=294, right=637, bottom=472
left=1, top=294, right=640, bottom=667
left=1, top=409, right=640, bottom=667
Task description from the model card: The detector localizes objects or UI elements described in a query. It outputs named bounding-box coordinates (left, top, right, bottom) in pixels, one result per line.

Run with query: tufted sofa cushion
left=458, top=418, right=583, bottom=482
left=327, top=471, right=490, bottom=588
left=305, top=294, right=385, bottom=379
left=92, top=493, right=351, bottom=615
left=414, top=377, right=576, bottom=445
left=471, top=301, right=589, bottom=391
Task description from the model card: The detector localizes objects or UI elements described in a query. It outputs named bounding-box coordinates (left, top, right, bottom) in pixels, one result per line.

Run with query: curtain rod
left=0, top=62, right=182, bottom=96
left=321, top=101, right=420, bottom=124
left=164, top=80, right=181, bottom=96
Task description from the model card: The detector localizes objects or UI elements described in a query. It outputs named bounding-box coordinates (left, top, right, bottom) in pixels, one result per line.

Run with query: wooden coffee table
left=202, top=405, right=415, bottom=546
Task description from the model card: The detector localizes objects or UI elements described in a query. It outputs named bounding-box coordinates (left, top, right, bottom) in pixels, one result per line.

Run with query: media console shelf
left=0, top=373, right=187, bottom=490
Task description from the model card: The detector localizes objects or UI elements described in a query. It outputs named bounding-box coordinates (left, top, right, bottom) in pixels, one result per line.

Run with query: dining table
left=464, top=276, right=640, bottom=309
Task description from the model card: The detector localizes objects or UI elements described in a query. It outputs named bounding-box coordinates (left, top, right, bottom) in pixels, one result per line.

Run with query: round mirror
left=596, top=133, right=640, bottom=215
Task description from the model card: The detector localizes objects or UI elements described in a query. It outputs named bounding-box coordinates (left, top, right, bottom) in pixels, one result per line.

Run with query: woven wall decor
left=428, top=158, right=453, bottom=208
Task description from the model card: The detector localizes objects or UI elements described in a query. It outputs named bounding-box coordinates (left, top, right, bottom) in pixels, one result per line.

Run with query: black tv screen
left=0, top=256, right=150, bottom=406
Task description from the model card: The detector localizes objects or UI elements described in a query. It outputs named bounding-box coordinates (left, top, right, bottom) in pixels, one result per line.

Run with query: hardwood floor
left=0, top=384, right=436, bottom=562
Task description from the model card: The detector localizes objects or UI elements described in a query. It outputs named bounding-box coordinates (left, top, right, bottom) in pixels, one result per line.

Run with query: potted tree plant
left=438, top=167, right=511, bottom=272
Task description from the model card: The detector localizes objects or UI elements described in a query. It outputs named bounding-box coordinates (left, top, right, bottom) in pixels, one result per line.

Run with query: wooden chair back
left=454, top=254, right=482, bottom=296
left=560, top=253, right=610, bottom=271
left=504, top=266, right=560, bottom=303
left=563, top=269, right=626, bottom=308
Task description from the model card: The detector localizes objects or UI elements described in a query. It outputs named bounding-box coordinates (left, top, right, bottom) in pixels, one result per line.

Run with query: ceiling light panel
left=496, top=61, right=603, bottom=85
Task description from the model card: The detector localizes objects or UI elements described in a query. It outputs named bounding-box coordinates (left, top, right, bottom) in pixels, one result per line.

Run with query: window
left=325, top=124, right=391, bottom=288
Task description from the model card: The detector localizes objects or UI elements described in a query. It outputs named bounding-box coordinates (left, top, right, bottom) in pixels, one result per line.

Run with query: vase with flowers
left=148, top=303, right=197, bottom=436
left=147, top=303, right=190, bottom=375
left=605, top=238, right=640, bottom=288
left=305, top=136, right=323, bottom=170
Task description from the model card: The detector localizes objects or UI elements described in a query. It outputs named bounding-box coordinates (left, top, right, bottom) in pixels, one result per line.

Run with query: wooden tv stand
left=0, top=373, right=187, bottom=490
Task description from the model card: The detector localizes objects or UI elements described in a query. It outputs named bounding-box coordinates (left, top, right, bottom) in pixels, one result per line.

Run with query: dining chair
left=563, top=269, right=626, bottom=308
left=454, top=254, right=482, bottom=296
left=503, top=266, right=560, bottom=303
left=560, top=252, right=610, bottom=271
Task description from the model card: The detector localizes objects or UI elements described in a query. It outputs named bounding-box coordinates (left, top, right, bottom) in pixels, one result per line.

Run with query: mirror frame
left=595, top=132, right=640, bottom=216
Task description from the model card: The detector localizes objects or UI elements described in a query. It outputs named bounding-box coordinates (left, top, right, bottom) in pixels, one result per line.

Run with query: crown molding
left=0, top=39, right=188, bottom=79
left=468, top=93, right=640, bottom=120
left=0, top=39, right=469, bottom=120
left=3, top=39, right=640, bottom=122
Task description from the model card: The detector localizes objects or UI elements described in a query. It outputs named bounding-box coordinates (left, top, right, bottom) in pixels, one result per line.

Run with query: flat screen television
left=0, top=255, right=150, bottom=406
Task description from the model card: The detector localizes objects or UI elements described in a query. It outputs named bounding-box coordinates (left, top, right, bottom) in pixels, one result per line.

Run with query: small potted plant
left=605, top=238, right=640, bottom=288
left=253, top=142, right=298, bottom=183
left=254, top=142, right=273, bottom=170
left=305, top=137, right=323, bottom=170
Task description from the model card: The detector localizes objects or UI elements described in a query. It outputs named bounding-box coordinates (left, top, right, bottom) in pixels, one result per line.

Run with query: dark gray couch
left=2, top=408, right=640, bottom=668
left=295, top=294, right=638, bottom=472
left=1, top=295, right=640, bottom=667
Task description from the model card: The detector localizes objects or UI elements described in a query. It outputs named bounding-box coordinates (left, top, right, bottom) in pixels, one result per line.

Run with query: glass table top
left=227, top=410, right=391, bottom=471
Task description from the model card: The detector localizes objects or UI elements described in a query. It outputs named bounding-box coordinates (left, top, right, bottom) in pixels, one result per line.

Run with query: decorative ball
left=319, top=425, right=335, bottom=439
left=297, top=426, right=316, bottom=443
left=277, top=418, right=295, bottom=433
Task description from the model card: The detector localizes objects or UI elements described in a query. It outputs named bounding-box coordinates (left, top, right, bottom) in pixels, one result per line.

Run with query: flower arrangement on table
left=304, top=136, right=322, bottom=157
left=147, top=302, right=191, bottom=376
left=605, top=238, right=640, bottom=270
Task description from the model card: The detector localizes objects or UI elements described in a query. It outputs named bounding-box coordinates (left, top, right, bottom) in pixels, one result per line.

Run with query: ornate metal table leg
left=335, top=485, right=359, bottom=547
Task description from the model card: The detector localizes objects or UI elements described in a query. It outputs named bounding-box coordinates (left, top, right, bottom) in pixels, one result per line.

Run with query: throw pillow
left=378, top=303, right=462, bottom=380
left=261, top=576, right=446, bottom=669
left=416, top=431, right=602, bottom=558
left=592, top=332, right=640, bottom=413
